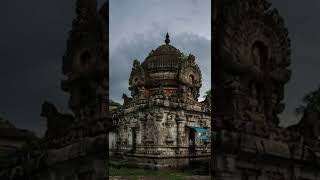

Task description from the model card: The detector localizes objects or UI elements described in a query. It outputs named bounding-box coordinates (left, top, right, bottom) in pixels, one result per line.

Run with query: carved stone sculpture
left=40, top=101, right=75, bottom=139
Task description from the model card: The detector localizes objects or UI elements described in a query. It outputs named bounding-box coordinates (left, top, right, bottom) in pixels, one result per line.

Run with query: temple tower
left=113, top=34, right=211, bottom=168
left=61, top=0, right=108, bottom=121
left=212, top=0, right=320, bottom=179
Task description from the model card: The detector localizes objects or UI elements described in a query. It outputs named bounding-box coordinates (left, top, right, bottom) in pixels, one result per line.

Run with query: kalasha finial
left=165, top=32, right=170, bottom=45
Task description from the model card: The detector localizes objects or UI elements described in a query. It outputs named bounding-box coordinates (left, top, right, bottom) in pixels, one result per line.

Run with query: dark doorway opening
left=131, top=128, right=136, bottom=152
left=189, top=127, right=196, bottom=146
left=188, top=127, right=197, bottom=164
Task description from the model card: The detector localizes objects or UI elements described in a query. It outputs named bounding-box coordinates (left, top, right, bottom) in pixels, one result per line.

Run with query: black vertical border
left=106, top=0, right=110, bottom=178
left=211, top=0, right=216, bottom=179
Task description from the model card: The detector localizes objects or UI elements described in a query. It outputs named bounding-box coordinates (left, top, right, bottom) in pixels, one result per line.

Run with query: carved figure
left=122, top=94, right=132, bottom=104
left=40, top=101, right=75, bottom=139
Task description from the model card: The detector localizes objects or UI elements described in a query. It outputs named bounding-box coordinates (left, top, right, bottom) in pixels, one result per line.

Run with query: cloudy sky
left=269, top=0, right=320, bottom=127
left=0, top=0, right=105, bottom=135
left=0, top=0, right=319, bottom=136
left=109, top=0, right=211, bottom=103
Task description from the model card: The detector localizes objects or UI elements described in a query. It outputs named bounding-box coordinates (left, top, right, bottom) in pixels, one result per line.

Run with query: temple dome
left=141, top=34, right=183, bottom=71
left=128, top=33, right=202, bottom=99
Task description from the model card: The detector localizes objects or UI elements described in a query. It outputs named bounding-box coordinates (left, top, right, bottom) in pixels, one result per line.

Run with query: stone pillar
left=92, top=158, right=108, bottom=180
left=176, top=115, right=185, bottom=155
left=223, top=154, right=236, bottom=172
left=141, top=118, right=147, bottom=145
left=176, top=121, right=181, bottom=146
left=136, top=129, right=141, bottom=145
left=155, top=121, right=162, bottom=146
left=156, top=111, right=164, bottom=146
left=212, top=154, right=237, bottom=180
left=291, top=165, right=301, bottom=180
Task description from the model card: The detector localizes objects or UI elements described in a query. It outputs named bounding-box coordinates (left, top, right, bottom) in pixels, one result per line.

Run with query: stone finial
left=165, top=32, right=170, bottom=45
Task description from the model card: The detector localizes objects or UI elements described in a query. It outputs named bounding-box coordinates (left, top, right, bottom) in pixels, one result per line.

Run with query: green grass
left=109, top=166, right=193, bottom=180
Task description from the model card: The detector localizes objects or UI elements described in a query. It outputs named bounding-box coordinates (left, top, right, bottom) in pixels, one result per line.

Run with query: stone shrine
left=113, top=34, right=211, bottom=168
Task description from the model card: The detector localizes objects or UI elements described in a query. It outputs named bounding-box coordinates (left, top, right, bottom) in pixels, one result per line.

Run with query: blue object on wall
left=191, top=127, right=208, bottom=133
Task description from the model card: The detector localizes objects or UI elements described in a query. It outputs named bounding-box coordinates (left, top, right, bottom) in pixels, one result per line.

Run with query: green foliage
left=133, top=59, right=140, bottom=65
left=109, top=166, right=193, bottom=180
left=0, top=152, right=11, bottom=159
left=178, top=53, right=190, bottom=65
left=295, top=85, right=320, bottom=115
left=109, top=99, right=121, bottom=106
left=203, top=89, right=212, bottom=99
left=0, top=117, right=15, bottom=129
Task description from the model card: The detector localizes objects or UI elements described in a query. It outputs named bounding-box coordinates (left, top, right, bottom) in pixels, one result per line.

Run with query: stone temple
left=112, top=33, right=211, bottom=168
left=212, top=0, right=320, bottom=179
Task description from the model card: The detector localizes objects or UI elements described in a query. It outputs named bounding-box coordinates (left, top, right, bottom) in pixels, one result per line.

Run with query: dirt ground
left=109, top=176, right=211, bottom=180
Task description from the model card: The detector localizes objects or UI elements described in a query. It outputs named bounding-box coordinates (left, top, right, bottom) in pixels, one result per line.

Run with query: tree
left=178, top=53, right=194, bottom=66
left=109, top=99, right=121, bottom=107
left=295, top=86, right=320, bottom=116
left=203, top=89, right=212, bottom=108
left=0, top=117, right=15, bottom=129
left=203, top=89, right=212, bottom=99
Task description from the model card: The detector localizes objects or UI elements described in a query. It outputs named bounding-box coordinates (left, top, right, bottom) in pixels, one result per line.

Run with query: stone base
left=111, top=153, right=210, bottom=170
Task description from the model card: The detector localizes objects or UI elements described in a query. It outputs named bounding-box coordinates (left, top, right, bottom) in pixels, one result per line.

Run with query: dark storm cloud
left=0, top=0, right=78, bottom=135
left=269, top=1, right=320, bottom=126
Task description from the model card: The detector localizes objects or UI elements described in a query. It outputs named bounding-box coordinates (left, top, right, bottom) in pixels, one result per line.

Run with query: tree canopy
left=0, top=117, right=15, bottom=129
left=203, top=89, right=212, bottom=99
left=295, top=86, right=320, bottom=115
left=203, top=89, right=212, bottom=109
left=109, top=99, right=121, bottom=107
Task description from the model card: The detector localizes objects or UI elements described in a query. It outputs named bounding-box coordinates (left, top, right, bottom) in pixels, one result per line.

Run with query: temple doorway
left=187, top=127, right=197, bottom=164
left=188, top=127, right=196, bottom=146
left=131, top=128, right=136, bottom=151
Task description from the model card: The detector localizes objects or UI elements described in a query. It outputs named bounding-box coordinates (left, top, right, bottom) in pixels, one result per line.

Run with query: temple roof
left=142, top=33, right=183, bottom=71
left=128, top=33, right=202, bottom=98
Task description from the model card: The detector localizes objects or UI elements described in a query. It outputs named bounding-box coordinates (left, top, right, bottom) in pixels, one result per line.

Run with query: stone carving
left=214, top=0, right=291, bottom=127
left=41, top=101, right=75, bottom=139
left=61, top=0, right=107, bottom=119
left=122, top=93, right=132, bottom=105
left=129, top=60, right=145, bottom=88
left=178, top=54, right=202, bottom=101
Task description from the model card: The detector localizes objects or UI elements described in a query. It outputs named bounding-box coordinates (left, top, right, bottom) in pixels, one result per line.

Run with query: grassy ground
left=109, top=166, right=193, bottom=180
